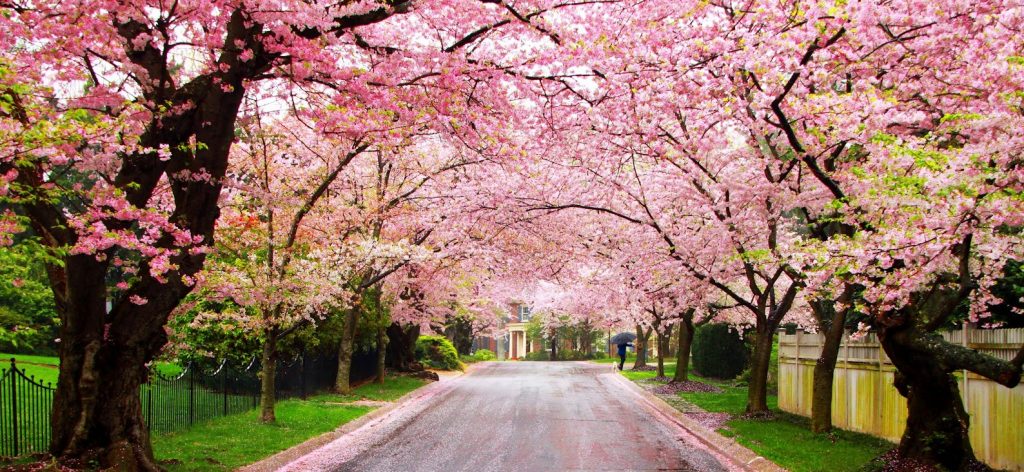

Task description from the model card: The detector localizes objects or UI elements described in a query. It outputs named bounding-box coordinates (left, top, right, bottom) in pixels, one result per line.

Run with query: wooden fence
left=778, top=327, right=1024, bottom=471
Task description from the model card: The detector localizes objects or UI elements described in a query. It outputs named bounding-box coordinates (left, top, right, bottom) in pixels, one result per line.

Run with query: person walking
left=616, top=342, right=633, bottom=371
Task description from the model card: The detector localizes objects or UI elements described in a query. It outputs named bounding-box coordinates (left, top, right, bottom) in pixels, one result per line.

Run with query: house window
left=518, top=305, right=531, bottom=322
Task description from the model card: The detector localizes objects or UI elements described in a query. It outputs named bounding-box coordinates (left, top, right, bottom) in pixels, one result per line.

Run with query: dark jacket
left=616, top=343, right=633, bottom=356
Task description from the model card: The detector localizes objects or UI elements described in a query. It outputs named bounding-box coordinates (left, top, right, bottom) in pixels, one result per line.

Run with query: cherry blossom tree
left=686, top=2, right=1024, bottom=466
left=0, top=0, right=607, bottom=466
left=192, top=110, right=379, bottom=422
left=591, top=0, right=1024, bottom=465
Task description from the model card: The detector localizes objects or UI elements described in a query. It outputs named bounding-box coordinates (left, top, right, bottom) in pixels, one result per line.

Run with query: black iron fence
left=141, top=359, right=261, bottom=436
left=0, top=351, right=342, bottom=457
left=0, top=364, right=52, bottom=457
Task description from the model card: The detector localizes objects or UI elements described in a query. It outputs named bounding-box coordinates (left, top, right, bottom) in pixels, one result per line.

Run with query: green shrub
left=591, top=351, right=607, bottom=359
left=414, top=335, right=462, bottom=370
left=523, top=351, right=548, bottom=361
left=692, top=323, right=748, bottom=379
left=472, top=349, right=496, bottom=361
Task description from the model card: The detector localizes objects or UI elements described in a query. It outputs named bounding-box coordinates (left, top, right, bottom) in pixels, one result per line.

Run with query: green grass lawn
left=152, top=375, right=427, bottom=471
left=153, top=399, right=371, bottom=471
left=683, top=383, right=892, bottom=472
left=0, top=353, right=58, bottom=366
left=2, top=353, right=60, bottom=385
left=1, top=353, right=182, bottom=386
left=617, top=362, right=893, bottom=472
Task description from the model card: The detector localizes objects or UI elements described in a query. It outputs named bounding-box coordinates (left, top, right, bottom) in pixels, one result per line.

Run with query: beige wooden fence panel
left=778, top=328, right=1024, bottom=471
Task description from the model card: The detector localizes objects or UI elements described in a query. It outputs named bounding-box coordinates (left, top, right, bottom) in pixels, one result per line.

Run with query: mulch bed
left=630, top=365, right=658, bottom=372
left=650, top=380, right=723, bottom=394
left=865, top=450, right=989, bottom=472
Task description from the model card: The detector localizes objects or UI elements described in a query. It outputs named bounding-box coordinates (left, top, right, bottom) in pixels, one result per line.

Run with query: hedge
left=692, top=323, right=748, bottom=379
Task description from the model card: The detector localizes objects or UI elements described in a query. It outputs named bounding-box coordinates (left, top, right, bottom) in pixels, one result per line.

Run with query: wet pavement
left=283, top=362, right=736, bottom=472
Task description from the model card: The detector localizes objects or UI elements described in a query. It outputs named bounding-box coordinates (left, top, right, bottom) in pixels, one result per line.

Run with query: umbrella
left=609, top=332, right=637, bottom=345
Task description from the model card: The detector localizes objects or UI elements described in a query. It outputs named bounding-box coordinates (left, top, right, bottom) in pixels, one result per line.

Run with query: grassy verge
left=683, top=383, right=892, bottom=471
left=153, top=400, right=371, bottom=471
left=617, top=362, right=676, bottom=381
left=153, top=376, right=427, bottom=471
left=617, top=365, right=892, bottom=472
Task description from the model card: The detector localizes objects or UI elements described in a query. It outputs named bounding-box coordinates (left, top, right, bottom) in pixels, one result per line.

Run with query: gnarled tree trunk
left=49, top=271, right=161, bottom=471
left=879, top=323, right=1022, bottom=470
left=881, top=325, right=977, bottom=470
left=49, top=256, right=204, bottom=471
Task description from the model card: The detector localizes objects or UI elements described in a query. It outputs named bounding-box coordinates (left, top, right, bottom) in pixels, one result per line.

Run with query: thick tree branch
left=912, top=332, right=1022, bottom=388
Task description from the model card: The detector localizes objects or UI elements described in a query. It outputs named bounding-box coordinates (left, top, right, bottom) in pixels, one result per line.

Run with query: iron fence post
left=222, top=364, right=228, bottom=416
left=188, top=364, right=195, bottom=426
left=300, top=352, right=307, bottom=400
left=146, top=381, right=152, bottom=433
left=10, top=358, right=19, bottom=457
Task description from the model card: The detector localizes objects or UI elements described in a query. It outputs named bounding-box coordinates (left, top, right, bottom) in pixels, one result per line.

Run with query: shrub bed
left=471, top=349, right=496, bottom=361
left=414, top=335, right=462, bottom=371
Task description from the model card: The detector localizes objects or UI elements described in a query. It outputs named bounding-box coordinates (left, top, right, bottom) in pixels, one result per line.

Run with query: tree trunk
left=662, top=323, right=674, bottom=358
left=48, top=254, right=176, bottom=471
left=633, top=324, right=651, bottom=368
left=385, top=322, right=420, bottom=371
left=656, top=331, right=665, bottom=377
left=658, top=324, right=673, bottom=377
left=809, top=299, right=847, bottom=433
left=335, top=307, right=358, bottom=393
left=375, top=326, right=388, bottom=384
left=880, top=325, right=982, bottom=470
left=745, top=325, right=776, bottom=416
left=549, top=329, right=558, bottom=361
left=258, top=329, right=278, bottom=423
left=50, top=336, right=159, bottom=471
left=671, top=318, right=695, bottom=383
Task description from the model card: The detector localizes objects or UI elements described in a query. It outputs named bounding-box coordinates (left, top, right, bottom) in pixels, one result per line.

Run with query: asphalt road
left=284, top=362, right=735, bottom=472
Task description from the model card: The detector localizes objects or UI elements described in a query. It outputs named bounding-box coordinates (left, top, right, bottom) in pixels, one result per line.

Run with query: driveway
left=282, top=362, right=738, bottom=472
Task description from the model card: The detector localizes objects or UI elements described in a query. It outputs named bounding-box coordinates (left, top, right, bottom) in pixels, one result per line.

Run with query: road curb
left=605, top=370, right=786, bottom=472
left=239, top=364, right=482, bottom=472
